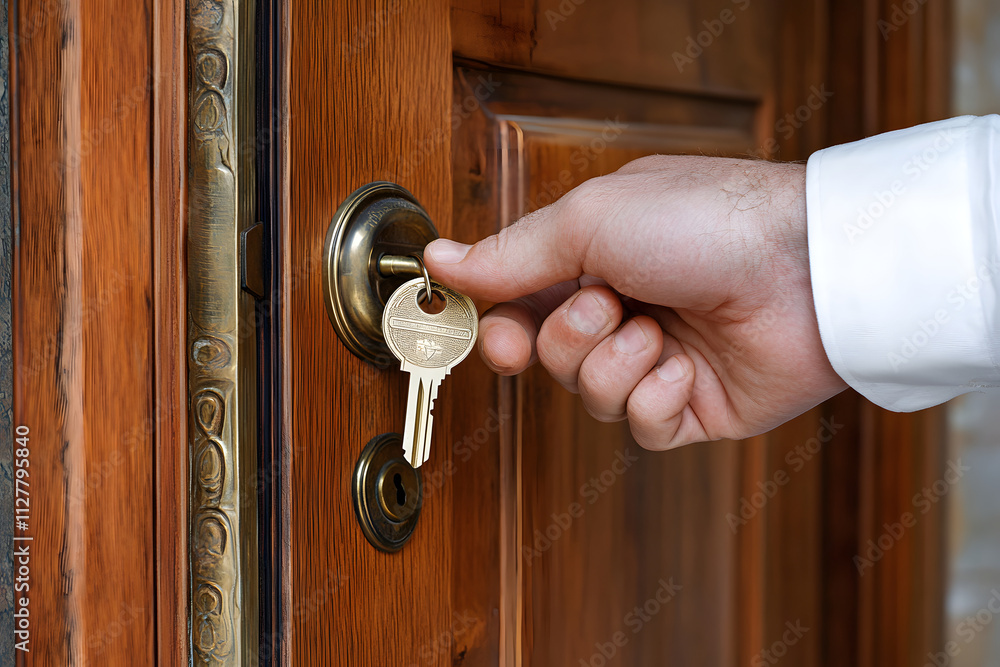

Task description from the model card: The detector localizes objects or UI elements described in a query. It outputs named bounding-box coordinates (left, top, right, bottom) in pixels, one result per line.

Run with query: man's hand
left=424, top=155, right=847, bottom=450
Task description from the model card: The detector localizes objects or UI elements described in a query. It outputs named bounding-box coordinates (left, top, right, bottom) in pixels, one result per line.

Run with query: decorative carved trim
left=187, top=0, right=257, bottom=664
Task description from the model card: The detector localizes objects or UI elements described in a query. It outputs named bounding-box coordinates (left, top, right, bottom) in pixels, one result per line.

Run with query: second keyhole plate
left=353, top=432, right=423, bottom=552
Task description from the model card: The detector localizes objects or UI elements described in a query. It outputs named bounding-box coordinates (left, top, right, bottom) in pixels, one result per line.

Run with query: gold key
left=382, top=277, right=478, bottom=468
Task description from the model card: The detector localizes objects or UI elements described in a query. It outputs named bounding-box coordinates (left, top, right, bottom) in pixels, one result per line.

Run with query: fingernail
left=657, top=356, right=686, bottom=382
left=567, top=292, right=609, bottom=335
left=427, top=239, right=471, bottom=264
left=613, top=320, right=650, bottom=355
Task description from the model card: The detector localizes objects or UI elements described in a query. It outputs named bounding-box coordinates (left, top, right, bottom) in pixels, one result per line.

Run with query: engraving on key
left=383, top=277, right=478, bottom=469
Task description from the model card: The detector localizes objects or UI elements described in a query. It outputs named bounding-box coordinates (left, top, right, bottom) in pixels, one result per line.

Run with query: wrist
left=763, top=161, right=809, bottom=287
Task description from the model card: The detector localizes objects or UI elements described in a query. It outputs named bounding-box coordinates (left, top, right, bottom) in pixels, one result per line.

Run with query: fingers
left=576, top=315, right=663, bottom=421
left=477, top=280, right=585, bottom=374
left=480, top=285, right=718, bottom=449
left=536, top=286, right=623, bottom=392
left=424, top=192, right=593, bottom=302
left=478, top=302, right=537, bottom=374
left=626, top=354, right=706, bottom=450
left=479, top=285, right=714, bottom=449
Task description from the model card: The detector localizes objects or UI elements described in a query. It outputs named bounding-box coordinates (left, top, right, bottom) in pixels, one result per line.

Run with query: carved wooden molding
left=186, top=0, right=257, bottom=664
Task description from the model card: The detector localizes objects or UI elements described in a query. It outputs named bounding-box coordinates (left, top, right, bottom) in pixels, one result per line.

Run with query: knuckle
left=538, top=353, right=585, bottom=391
left=557, top=177, right=613, bottom=220
left=625, top=392, right=654, bottom=429
left=615, top=155, right=668, bottom=175
left=485, top=217, right=532, bottom=266
left=578, top=380, right=626, bottom=423
left=499, top=209, right=541, bottom=246
left=625, top=389, right=675, bottom=450
left=536, top=341, right=572, bottom=379
left=629, top=425, right=658, bottom=452
left=554, top=377, right=580, bottom=395
left=536, top=320, right=574, bottom=366
left=584, top=399, right=625, bottom=423
left=632, top=427, right=676, bottom=452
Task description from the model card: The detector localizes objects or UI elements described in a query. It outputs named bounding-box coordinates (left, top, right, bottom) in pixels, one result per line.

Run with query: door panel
left=451, top=66, right=759, bottom=665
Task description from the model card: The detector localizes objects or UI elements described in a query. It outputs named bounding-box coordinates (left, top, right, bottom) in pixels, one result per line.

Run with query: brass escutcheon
left=322, top=182, right=439, bottom=366
left=352, top=433, right=423, bottom=552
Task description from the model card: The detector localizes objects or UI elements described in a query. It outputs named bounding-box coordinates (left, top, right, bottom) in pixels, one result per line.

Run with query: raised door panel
left=450, top=66, right=820, bottom=666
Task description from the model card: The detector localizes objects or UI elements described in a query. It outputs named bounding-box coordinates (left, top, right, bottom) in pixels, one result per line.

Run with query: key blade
left=402, top=368, right=425, bottom=467
left=413, top=376, right=431, bottom=469
left=414, top=378, right=430, bottom=469
left=413, top=372, right=445, bottom=469
left=418, top=373, right=446, bottom=467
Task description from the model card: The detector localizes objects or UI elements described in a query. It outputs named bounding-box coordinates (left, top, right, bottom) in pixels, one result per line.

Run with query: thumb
left=424, top=208, right=586, bottom=302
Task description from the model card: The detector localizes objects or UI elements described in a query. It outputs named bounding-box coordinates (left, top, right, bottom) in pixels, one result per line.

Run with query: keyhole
left=394, top=473, right=406, bottom=506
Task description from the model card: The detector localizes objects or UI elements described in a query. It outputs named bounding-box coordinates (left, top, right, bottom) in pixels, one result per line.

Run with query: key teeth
left=402, top=434, right=416, bottom=467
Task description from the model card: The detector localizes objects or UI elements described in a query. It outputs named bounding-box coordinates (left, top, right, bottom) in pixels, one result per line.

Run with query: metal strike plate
left=353, top=433, right=423, bottom=552
left=322, top=182, right=439, bottom=366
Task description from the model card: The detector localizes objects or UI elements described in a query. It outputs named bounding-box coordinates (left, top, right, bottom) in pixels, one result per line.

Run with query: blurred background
left=947, top=1, right=1000, bottom=664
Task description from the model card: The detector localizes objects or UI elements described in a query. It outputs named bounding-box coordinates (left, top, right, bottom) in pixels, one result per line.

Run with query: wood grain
left=452, top=0, right=777, bottom=95
left=152, top=0, right=188, bottom=664
left=449, top=88, right=519, bottom=666
left=11, top=0, right=156, bottom=663
left=287, top=1, right=456, bottom=664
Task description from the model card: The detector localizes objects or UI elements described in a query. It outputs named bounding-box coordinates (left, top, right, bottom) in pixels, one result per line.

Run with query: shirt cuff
left=806, top=115, right=1000, bottom=411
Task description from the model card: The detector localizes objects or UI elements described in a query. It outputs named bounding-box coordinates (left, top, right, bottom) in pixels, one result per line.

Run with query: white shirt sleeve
left=806, top=114, right=1000, bottom=411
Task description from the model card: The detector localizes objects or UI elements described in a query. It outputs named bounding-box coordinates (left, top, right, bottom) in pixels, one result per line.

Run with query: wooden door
left=2, top=0, right=952, bottom=665
left=286, top=0, right=950, bottom=666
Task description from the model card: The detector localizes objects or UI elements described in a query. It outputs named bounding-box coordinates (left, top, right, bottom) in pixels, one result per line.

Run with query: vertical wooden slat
left=449, top=84, right=754, bottom=665
left=819, top=391, right=863, bottom=665
left=153, top=0, right=188, bottom=664
left=12, top=0, right=157, bottom=663
left=762, top=411, right=825, bottom=667
left=736, top=435, right=768, bottom=666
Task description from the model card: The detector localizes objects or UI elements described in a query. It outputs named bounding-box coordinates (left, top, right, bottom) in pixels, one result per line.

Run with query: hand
left=424, top=156, right=847, bottom=450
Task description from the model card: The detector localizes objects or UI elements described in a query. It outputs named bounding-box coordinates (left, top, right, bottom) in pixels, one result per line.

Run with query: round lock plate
left=323, top=182, right=439, bottom=367
left=352, top=433, right=423, bottom=552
